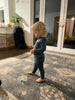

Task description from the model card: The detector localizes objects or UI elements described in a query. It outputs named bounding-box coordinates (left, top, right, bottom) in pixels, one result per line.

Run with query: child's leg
left=36, top=55, right=45, bottom=83
left=32, top=62, right=38, bottom=73
left=36, top=62, right=45, bottom=83
left=27, top=62, right=37, bottom=75
left=38, top=62, right=45, bottom=79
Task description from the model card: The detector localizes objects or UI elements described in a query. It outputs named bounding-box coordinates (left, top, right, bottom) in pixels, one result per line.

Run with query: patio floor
left=0, top=49, right=75, bottom=100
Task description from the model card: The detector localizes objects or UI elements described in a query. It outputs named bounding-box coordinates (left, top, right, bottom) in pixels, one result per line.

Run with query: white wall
left=4, top=0, right=10, bottom=24
left=0, top=0, right=4, bottom=9
left=2, top=0, right=15, bottom=25
left=9, top=0, right=15, bottom=19
left=15, top=0, right=34, bottom=47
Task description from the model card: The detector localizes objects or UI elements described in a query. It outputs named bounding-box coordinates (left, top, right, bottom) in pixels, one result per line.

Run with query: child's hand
left=30, top=49, right=34, bottom=54
left=31, top=46, right=34, bottom=49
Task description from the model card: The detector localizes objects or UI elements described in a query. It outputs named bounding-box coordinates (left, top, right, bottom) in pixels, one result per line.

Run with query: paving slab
left=0, top=50, right=75, bottom=100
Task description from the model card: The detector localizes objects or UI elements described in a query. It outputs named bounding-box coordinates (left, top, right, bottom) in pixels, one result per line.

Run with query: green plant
left=10, top=13, right=22, bottom=23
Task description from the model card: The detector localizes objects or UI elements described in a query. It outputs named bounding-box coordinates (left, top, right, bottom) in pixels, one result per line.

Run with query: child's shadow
left=45, top=78, right=75, bottom=99
left=23, top=74, right=75, bottom=100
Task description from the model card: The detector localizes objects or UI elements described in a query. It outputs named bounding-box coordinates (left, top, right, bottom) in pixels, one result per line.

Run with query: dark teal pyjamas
left=32, top=37, right=47, bottom=79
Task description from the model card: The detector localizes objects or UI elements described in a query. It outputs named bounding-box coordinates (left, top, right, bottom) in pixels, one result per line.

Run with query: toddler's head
left=31, top=21, right=48, bottom=38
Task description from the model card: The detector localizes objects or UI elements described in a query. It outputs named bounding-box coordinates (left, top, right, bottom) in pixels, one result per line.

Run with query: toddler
left=28, top=21, right=47, bottom=83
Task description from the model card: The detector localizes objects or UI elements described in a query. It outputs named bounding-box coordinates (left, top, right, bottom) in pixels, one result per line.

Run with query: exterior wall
left=0, top=0, right=4, bottom=9
left=15, top=0, right=34, bottom=47
left=4, top=0, right=15, bottom=25
left=0, top=0, right=34, bottom=47
left=4, top=0, right=10, bottom=24
left=9, top=0, right=15, bottom=19
left=0, top=0, right=15, bottom=25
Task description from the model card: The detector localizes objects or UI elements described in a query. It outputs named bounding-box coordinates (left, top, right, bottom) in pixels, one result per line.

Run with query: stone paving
left=0, top=49, right=75, bottom=100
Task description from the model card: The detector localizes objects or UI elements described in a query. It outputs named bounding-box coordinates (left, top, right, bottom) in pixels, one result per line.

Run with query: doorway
left=45, top=0, right=61, bottom=47
left=39, top=0, right=75, bottom=55
left=63, top=0, right=75, bottom=49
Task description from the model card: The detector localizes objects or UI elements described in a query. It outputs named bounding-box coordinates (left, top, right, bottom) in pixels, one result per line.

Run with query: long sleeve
left=34, top=37, right=46, bottom=55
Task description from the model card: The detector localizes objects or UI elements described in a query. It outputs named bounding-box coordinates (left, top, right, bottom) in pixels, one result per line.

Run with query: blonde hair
left=31, top=21, right=48, bottom=36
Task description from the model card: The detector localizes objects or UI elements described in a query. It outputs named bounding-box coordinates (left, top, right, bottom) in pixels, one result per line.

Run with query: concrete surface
left=0, top=49, right=75, bottom=100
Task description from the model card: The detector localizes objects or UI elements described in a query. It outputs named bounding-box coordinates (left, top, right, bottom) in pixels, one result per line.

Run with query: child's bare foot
left=27, top=72, right=35, bottom=75
left=36, top=78, right=45, bottom=83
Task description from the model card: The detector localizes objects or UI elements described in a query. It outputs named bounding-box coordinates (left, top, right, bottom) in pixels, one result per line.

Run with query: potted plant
left=10, top=13, right=22, bottom=26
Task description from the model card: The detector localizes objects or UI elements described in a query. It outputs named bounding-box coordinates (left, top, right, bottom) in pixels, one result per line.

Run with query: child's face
left=33, top=30, right=42, bottom=38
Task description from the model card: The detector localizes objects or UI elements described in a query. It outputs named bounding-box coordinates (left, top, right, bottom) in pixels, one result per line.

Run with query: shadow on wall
left=24, top=30, right=32, bottom=48
left=13, top=26, right=28, bottom=49
left=13, top=15, right=32, bottom=49
left=20, top=18, right=33, bottom=48
left=20, top=18, right=29, bottom=29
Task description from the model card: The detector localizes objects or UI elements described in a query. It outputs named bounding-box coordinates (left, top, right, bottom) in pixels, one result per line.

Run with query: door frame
left=39, top=0, right=75, bottom=55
